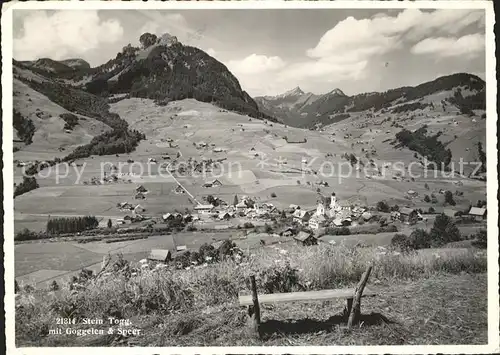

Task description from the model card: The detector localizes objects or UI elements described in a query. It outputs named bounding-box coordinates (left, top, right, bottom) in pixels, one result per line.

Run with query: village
left=106, top=177, right=487, bottom=269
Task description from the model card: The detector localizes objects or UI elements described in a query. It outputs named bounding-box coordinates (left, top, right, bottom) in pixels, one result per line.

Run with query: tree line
left=395, top=125, right=452, bottom=168
left=46, top=216, right=99, bottom=234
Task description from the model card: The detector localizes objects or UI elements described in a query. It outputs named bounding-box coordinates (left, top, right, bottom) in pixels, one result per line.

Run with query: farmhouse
left=407, top=190, right=418, bottom=198
left=468, top=206, right=487, bottom=220
left=361, top=212, right=373, bottom=221
left=136, top=185, right=148, bottom=193
left=174, top=185, right=185, bottom=194
left=219, top=211, right=234, bottom=220
left=135, top=192, right=146, bottom=200
left=148, top=249, right=172, bottom=263
left=293, top=209, right=311, bottom=225
left=162, top=213, right=175, bottom=221
left=399, top=207, right=418, bottom=223
left=280, top=227, right=296, bottom=237
left=211, top=179, right=222, bottom=187
left=236, top=201, right=248, bottom=210
left=293, top=231, right=317, bottom=246
left=176, top=245, right=188, bottom=252
left=285, top=134, right=307, bottom=144
left=133, top=204, right=146, bottom=213
left=148, top=158, right=157, bottom=164
left=194, top=204, right=214, bottom=215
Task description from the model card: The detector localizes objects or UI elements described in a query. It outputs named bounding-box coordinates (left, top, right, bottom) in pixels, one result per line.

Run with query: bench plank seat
left=239, top=288, right=376, bottom=306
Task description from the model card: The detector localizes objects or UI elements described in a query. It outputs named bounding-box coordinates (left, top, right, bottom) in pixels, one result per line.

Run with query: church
left=309, top=192, right=351, bottom=230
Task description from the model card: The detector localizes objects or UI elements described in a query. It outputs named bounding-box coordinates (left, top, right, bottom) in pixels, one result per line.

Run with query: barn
left=148, top=249, right=172, bottom=263
left=293, top=231, right=317, bottom=246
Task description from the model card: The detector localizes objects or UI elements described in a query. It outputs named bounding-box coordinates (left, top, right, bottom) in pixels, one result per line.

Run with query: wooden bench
left=239, top=266, right=375, bottom=332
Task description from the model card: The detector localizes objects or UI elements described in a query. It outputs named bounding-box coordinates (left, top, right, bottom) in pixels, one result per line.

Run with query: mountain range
left=255, top=74, right=485, bottom=128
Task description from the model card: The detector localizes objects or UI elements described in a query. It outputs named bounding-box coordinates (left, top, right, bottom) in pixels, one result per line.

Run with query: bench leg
left=247, top=305, right=261, bottom=336
left=344, top=298, right=353, bottom=320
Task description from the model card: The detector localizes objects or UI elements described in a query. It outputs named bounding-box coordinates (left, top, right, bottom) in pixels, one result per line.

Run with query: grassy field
left=15, top=244, right=487, bottom=346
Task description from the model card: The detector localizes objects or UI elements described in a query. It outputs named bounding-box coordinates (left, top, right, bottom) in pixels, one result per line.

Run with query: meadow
left=15, top=243, right=487, bottom=346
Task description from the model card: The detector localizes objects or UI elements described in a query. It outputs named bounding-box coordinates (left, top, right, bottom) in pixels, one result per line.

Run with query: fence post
left=347, top=265, right=372, bottom=328
left=250, top=275, right=261, bottom=332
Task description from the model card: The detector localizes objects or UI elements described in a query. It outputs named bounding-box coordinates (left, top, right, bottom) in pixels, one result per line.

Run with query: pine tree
left=233, top=195, right=238, bottom=206
left=107, top=219, right=113, bottom=228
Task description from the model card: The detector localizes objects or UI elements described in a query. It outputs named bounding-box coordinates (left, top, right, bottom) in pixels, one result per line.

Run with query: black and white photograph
left=3, top=1, right=498, bottom=352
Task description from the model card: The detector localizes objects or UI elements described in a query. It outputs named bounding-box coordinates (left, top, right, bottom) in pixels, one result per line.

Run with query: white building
left=194, top=204, right=214, bottom=215
left=309, top=214, right=326, bottom=230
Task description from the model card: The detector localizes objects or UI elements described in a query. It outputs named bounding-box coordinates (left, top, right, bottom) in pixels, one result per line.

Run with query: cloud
left=411, top=34, right=485, bottom=58
left=224, top=54, right=286, bottom=95
left=306, top=9, right=484, bottom=65
left=138, top=13, right=191, bottom=39
left=227, top=54, right=286, bottom=75
left=14, top=10, right=123, bottom=62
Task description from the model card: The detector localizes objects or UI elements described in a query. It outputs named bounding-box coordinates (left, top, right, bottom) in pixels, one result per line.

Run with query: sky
left=12, top=8, right=486, bottom=97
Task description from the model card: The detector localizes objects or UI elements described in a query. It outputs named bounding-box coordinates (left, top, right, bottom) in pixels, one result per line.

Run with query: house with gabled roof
left=293, top=231, right=317, bottom=246
left=293, top=209, right=311, bottom=225
left=148, top=249, right=171, bottom=263
left=468, top=206, right=487, bottom=220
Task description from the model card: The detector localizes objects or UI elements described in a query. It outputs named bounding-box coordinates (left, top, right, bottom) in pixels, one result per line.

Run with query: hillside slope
left=13, top=69, right=112, bottom=160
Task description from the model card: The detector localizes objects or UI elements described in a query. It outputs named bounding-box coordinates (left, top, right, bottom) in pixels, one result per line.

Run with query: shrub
left=471, top=229, right=487, bottom=249
left=60, top=113, right=79, bottom=130
left=424, top=195, right=431, bottom=203
left=391, top=233, right=413, bottom=252
left=264, top=223, right=273, bottom=233
left=270, top=192, right=277, bottom=198
left=218, top=240, right=237, bottom=260
left=325, top=226, right=350, bottom=235
left=13, top=110, right=36, bottom=145
left=376, top=200, right=390, bottom=212
left=430, top=213, right=461, bottom=246
left=15, top=228, right=39, bottom=241
left=14, top=176, right=39, bottom=198
left=444, top=190, right=456, bottom=206
left=243, top=222, right=254, bottom=229
left=379, top=224, right=398, bottom=233
left=49, top=281, right=60, bottom=292
left=255, top=262, right=301, bottom=294
left=409, top=229, right=432, bottom=249
left=428, top=206, right=436, bottom=214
